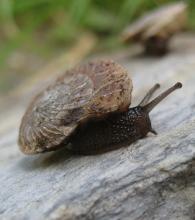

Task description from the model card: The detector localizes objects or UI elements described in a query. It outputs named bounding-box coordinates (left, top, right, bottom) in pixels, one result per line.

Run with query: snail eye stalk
left=143, top=82, right=182, bottom=113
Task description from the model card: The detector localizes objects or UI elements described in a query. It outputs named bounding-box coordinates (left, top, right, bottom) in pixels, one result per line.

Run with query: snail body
left=68, top=83, right=182, bottom=154
left=67, top=106, right=151, bottom=154
left=18, top=60, right=182, bottom=155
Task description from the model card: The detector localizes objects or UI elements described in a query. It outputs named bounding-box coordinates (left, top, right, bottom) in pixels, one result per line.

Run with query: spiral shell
left=18, top=59, right=132, bottom=154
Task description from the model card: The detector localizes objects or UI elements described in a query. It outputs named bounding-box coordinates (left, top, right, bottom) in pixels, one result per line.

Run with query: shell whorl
left=18, top=60, right=132, bottom=154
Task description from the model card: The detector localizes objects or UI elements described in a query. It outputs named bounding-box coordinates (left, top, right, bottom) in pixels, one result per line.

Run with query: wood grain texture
left=0, top=34, right=195, bottom=220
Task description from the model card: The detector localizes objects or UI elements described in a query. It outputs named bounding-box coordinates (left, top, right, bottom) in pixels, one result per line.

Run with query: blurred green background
left=0, top=0, right=194, bottom=94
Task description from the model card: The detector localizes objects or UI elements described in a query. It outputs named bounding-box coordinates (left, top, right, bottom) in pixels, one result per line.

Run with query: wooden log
left=0, top=34, right=195, bottom=220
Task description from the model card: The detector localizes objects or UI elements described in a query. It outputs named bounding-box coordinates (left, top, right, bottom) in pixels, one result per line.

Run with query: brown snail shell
left=122, top=2, right=187, bottom=55
left=18, top=60, right=132, bottom=154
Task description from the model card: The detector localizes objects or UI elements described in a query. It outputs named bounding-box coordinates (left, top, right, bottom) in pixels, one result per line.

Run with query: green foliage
left=188, top=0, right=195, bottom=27
left=0, top=0, right=194, bottom=66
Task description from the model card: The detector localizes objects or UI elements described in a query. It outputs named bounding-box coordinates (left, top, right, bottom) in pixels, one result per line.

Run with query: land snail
left=122, top=2, right=187, bottom=55
left=18, top=60, right=182, bottom=155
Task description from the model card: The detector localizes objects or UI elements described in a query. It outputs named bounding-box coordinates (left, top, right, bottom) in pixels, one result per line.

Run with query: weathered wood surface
left=0, top=33, right=195, bottom=220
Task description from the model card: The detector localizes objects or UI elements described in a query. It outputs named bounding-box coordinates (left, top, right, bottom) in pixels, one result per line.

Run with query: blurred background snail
left=122, top=2, right=187, bottom=55
left=18, top=60, right=182, bottom=155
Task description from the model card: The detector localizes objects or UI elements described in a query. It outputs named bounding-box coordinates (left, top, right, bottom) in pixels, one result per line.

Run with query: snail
left=18, top=60, right=182, bottom=155
left=122, top=2, right=187, bottom=55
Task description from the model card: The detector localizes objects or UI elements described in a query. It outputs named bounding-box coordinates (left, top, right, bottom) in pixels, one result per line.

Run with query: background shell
left=122, top=2, right=187, bottom=42
left=18, top=60, right=132, bottom=154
